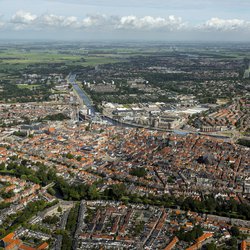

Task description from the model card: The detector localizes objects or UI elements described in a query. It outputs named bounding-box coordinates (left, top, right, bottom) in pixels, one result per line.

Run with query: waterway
left=68, top=73, right=96, bottom=116
left=68, top=73, right=231, bottom=140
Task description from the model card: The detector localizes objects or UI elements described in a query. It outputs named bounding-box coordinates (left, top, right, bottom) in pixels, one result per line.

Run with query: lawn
left=17, top=84, right=40, bottom=89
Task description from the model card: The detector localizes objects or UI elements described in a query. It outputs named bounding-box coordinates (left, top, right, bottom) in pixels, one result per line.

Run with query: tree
left=0, top=162, right=5, bottom=170
left=176, top=225, right=203, bottom=242
left=47, top=168, right=57, bottom=182
left=43, top=113, right=70, bottom=121
left=69, top=189, right=80, bottom=200
left=0, top=228, right=6, bottom=237
left=130, top=167, right=147, bottom=178
left=27, top=175, right=40, bottom=184
left=120, top=196, right=130, bottom=205
left=167, top=176, right=174, bottom=183
left=237, top=138, right=250, bottom=148
left=76, top=156, right=82, bottom=161
left=205, top=242, right=217, bottom=250
left=133, top=221, right=145, bottom=236
left=228, top=237, right=237, bottom=248
left=48, top=187, right=56, bottom=196
left=105, top=184, right=127, bottom=200
left=88, top=185, right=100, bottom=200
left=42, top=215, right=59, bottom=225
left=36, top=170, right=48, bottom=185
left=231, top=226, right=240, bottom=237
left=2, top=190, right=15, bottom=199
left=65, top=153, right=74, bottom=159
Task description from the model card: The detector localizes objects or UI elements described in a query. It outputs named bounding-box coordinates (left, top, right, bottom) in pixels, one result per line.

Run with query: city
left=0, top=0, right=250, bottom=249
left=0, top=41, right=249, bottom=249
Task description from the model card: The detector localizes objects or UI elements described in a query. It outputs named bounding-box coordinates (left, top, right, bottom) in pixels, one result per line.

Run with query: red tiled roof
left=241, top=240, right=247, bottom=250
left=37, top=242, right=49, bottom=250
left=1, top=233, right=15, bottom=244
left=164, top=236, right=179, bottom=250
left=19, top=244, right=36, bottom=250
left=5, top=239, right=22, bottom=250
left=196, top=232, right=213, bottom=243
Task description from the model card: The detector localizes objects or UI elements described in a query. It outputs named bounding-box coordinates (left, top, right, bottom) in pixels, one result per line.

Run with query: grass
left=17, top=84, right=40, bottom=89
left=216, top=98, right=230, bottom=105
left=2, top=46, right=247, bottom=74
left=0, top=169, right=14, bottom=175
left=81, top=56, right=123, bottom=66
left=0, top=49, right=124, bottom=67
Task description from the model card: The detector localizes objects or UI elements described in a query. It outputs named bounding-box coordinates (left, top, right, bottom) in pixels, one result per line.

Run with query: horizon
left=1, top=38, right=250, bottom=44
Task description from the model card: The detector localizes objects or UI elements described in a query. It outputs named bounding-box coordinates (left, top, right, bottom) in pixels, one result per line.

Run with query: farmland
left=0, top=41, right=250, bottom=104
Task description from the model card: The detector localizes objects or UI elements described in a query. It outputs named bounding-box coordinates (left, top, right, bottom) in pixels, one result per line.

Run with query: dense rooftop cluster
left=0, top=118, right=249, bottom=248
left=0, top=100, right=71, bottom=128
left=74, top=201, right=250, bottom=250
left=0, top=42, right=250, bottom=249
left=4, top=123, right=249, bottom=200
left=192, top=98, right=250, bottom=133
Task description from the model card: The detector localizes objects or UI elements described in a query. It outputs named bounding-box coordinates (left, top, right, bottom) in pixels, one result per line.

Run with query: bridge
left=67, top=73, right=231, bottom=141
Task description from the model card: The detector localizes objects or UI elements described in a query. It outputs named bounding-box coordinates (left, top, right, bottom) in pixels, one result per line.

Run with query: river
left=68, top=73, right=231, bottom=140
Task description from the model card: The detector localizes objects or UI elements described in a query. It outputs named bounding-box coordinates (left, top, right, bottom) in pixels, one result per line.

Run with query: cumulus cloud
left=80, top=15, right=115, bottom=28
left=38, top=14, right=80, bottom=28
left=7, top=11, right=113, bottom=30
left=8, top=11, right=80, bottom=30
left=10, top=10, right=37, bottom=30
left=2, top=10, right=250, bottom=35
left=6, top=11, right=188, bottom=32
left=11, top=10, right=37, bottom=24
left=202, top=17, right=250, bottom=31
left=118, top=15, right=186, bottom=30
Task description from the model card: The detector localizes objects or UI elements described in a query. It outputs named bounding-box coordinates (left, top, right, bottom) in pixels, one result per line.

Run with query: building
left=0, top=233, right=49, bottom=250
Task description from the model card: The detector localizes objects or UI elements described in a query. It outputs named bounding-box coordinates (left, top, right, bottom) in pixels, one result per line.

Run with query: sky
left=0, top=0, right=250, bottom=41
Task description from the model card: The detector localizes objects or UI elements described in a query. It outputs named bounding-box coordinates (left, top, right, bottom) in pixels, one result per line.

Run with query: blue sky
left=0, top=0, right=250, bottom=41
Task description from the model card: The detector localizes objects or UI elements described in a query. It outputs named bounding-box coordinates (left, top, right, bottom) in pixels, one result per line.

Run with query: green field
left=0, top=41, right=249, bottom=104
left=17, top=84, right=40, bottom=89
left=0, top=49, right=125, bottom=67
left=0, top=45, right=127, bottom=103
left=0, top=45, right=248, bottom=73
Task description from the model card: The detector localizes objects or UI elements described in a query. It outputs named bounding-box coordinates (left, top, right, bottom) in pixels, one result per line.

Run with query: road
left=67, top=73, right=231, bottom=141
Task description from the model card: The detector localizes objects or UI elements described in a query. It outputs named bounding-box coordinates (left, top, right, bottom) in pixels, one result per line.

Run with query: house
left=163, top=236, right=179, bottom=250
left=186, top=232, right=213, bottom=250
left=0, top=233, right=22, bottom=250
left=0, top=232, right=49, bottom=250
left=241, top=240, right=250, bottom=250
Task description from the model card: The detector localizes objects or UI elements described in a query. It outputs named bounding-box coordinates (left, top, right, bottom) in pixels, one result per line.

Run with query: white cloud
left=2, top=10, right=250, bottom=36
left=37, top=14, right=80, bottom=28
left=10, top=10, right=37, bottom=30
left=11, top=10, right=37, bottom=24
left=7, top=11, right=187, bottom=32
left=62, top=16, right=79, bottom=28
left=118, top=15, right=186, bottom=30
left=202, top=17, right=250, bottom=31
left=8, top=11, right=113, bottom=30
left=9, top=11, right=81, bottom=30
left=0, top=14, right=4, bottom=29
left=81, top=15, right=109, bottom=28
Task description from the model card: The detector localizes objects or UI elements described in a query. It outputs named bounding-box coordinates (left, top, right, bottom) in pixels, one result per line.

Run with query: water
left=68, top=73, right=96, bottom=116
